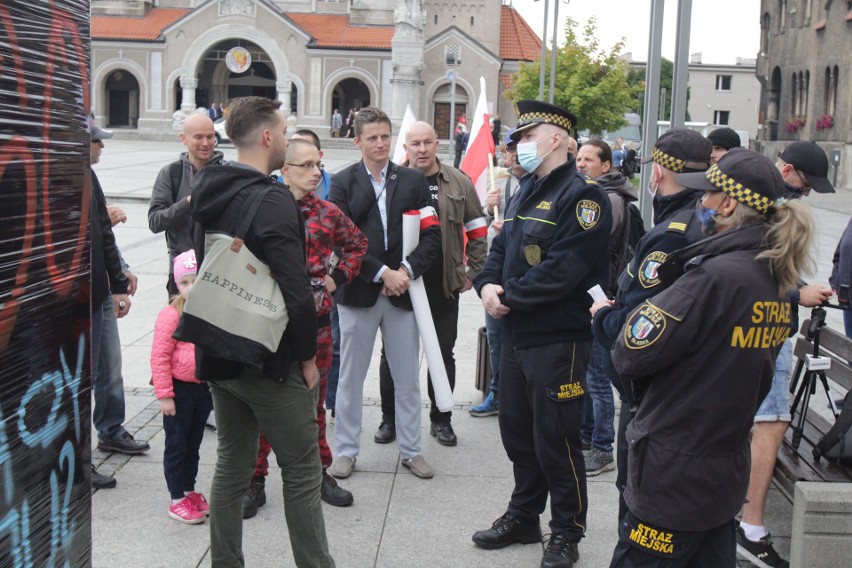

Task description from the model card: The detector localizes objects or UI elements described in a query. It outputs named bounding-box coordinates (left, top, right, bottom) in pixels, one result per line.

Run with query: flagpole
left=487, top=154, right=500, bottom=222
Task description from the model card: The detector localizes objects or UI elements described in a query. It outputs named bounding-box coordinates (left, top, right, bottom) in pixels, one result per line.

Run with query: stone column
left=390, top=2, right=426, bottom=126
left=180, top=77, right=198, bottom=114
left=277, top=81, right=291, bottom=115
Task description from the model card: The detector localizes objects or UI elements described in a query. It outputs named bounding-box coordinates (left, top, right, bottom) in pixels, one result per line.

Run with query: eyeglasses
left=793, top=168, right=812, bottom=192
left=285, top=162, right=324, bottom=171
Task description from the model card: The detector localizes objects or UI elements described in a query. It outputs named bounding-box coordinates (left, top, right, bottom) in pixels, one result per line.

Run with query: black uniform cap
left=641, top=128, right=712, bottom=173
left=676, top=148, right=783, bottom=214
left=510, top=100, right=578, bottom=142
left=707, top=127, right=741, bottom=151
left=779, top=141, right=835, bottom=193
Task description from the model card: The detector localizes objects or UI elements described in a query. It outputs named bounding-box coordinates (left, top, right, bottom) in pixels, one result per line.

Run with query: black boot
left=472, top=513, right=542, bottom=549
left=242, top=477, right=266, bottom=519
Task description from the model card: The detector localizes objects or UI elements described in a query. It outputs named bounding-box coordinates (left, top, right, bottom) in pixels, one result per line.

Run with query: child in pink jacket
left=151, top=250, right=212, bottom=524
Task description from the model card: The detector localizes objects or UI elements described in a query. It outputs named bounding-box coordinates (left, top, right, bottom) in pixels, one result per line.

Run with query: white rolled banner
left=402, top=210, right=454, bottom=412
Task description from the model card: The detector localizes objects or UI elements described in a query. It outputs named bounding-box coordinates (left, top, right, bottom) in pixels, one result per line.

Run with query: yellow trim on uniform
left=668, top=222, right=687, bottom=231
left=646, top=301, right=683, bottom=322
left=705, top=163, right=775, bottom=213
left=517, top=111, right=574, bottom=131
left=517, top=215, right=557, bottom=226
left=565, top=342, right=586, bottom=533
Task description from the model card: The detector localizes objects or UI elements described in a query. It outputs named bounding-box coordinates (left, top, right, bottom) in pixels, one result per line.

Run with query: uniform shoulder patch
left=666, top=221, right=687, bottom=233
left=576, top=199, right=601, bottom=230
left=624, top=303, right=667, bottom=350
left=638, top=251, right=667, bottom=289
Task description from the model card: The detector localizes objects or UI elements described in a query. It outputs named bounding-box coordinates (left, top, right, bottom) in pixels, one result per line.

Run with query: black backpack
left=608, top=198, right=646, bottom=296
left=814, top=390, right=852, bottom=465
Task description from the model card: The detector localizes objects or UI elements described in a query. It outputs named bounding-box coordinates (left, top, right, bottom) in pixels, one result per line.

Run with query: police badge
left=625, top=304, right=667, bottom=349
left=577, top=200, right=601, bottom=230
left=638, top=251, right=668, bottom=289
left=524, top=244, right=542, bottom=266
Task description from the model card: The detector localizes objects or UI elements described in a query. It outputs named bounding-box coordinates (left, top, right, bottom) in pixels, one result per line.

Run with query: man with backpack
left=148, top=114, right=224, bottom=297
left=576, top=139, right=642, bottom=475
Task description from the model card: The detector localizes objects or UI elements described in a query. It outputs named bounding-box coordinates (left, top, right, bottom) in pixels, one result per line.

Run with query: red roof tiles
left=92, top=8, right=189, bottom=41
left=500, top=5, right=542, bottom=62
left=285, top=13, right=394, bottom=49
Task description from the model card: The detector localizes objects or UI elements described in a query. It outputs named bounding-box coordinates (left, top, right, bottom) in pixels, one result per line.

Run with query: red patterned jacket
left=299, top=191, right=368, bottom=318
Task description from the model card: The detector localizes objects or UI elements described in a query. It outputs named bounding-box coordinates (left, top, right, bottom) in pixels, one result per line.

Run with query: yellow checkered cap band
left=651, top=147, right=686, bottom=172
left=517, top=112, right=574, bottom=132
left=705, top=164, right=775, bottom=213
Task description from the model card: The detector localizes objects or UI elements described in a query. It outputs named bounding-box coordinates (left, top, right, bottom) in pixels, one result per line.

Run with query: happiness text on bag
left=200, top=271, right=281, bottom=312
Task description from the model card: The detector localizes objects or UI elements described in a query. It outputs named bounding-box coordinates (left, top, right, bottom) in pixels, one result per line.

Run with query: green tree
left=505, top=16, right=634, bottom=135
left=627, top=58, right=690, bottom=121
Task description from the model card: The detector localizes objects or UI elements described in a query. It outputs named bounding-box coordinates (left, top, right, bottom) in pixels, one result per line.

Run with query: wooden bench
left=775, top=317, right=852, bottom=566
left=774, top=317, right=852, bottom=499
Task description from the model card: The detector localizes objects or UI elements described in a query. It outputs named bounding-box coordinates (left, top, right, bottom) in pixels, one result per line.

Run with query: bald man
left=374, top=121, right=487, bottom=446
left=149, top=113, right=225, bottom=296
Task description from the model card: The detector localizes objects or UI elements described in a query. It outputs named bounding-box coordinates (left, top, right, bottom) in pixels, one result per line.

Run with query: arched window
left=829, top=65, right=838, bottom=116
left=791, top=72, right=798, bottom=117
left=802, top=0, right=812, bottom=25
left=802, top=70, right=809, bottom=118
left=778, top=0, right=787, bottom=30
left=761, top=13, right=771, bottom=53
left=470, top=16, right=474, bottom=26
left=434, top=14, right=438, bottom=25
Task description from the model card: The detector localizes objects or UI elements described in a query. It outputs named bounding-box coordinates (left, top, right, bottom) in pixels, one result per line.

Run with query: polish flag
left=392, top=104, right=418, bottom=165
left=459, top=76, right=495, bottom=205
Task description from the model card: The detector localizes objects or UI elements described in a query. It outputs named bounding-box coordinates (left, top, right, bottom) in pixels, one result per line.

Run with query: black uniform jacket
left=328, top=160, right=441, bottom=311
left=593, top=188, right=704, bottom=350
left=474, top=158, right=612, bottom=348
left=189, top=163, right=317, bottom=381
left=612, top=223, right=790, bottom=531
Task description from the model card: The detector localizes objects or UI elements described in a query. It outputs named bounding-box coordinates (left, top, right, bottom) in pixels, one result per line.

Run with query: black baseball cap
left=676, top=148, right=783, bottom=214
left=707, top=127, right=741, bottom=151
left=641, top=128, right=712, bottom=172
left=510, top=100, right=577, bottom=142
left=779, top=141, right=834, bottom=193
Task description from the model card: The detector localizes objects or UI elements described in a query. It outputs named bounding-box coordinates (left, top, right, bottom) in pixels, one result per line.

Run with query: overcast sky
left=509, top=0, right=761, bottom=65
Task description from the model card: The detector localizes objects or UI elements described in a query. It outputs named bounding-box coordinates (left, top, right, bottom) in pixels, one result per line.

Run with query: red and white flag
left=392, top=104, right=417, bottom=165
left=459, top=76, right=495, bottom=205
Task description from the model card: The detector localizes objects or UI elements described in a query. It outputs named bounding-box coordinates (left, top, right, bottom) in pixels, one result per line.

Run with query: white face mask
left=646, top=163, right=661, bottom=198
left=517, top=136, right=555, bottom=173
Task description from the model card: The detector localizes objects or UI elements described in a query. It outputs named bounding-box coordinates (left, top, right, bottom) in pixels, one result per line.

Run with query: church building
left=91, top=0, right=542, bottom=138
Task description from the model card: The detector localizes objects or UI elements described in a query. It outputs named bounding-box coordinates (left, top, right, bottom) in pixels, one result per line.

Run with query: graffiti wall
left=1, top=0, right=92, bottom=565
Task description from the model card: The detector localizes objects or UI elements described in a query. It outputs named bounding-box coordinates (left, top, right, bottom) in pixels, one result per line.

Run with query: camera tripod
left=788, top=305, right=842, bottom=451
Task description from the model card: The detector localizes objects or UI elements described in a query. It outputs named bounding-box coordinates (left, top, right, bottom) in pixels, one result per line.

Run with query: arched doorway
left=105, top=70, right=139, bottom=128
left=197, top=40, right=277, bottom=108
left=331, top=78, right=371, bottom=132
left=432, top=82, right=470, bottom=139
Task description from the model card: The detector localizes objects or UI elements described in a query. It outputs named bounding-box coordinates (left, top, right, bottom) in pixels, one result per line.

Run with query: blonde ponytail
left=757, top=199, right=815, bottom=295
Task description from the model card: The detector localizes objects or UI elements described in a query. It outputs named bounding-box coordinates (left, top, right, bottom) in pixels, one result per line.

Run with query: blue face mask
left=517, top=138, right=553, bottom=173
left=696, top=199, right=719, bottom=236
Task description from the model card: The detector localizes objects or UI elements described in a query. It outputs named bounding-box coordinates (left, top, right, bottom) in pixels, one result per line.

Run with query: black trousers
left=499, top=339, right=590, bottom=539
left=610, top=511, right=736, bottom=567
left=380, top=291, right=459, bottom=424
left=163, top=380, right=213, bottom=499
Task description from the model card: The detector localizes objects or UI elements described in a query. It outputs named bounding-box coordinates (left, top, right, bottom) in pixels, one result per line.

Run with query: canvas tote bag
left=174, top=187, right=288, bottom=366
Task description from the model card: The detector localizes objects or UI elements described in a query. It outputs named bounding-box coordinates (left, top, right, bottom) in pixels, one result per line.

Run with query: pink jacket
left=150, top=305, right=199, bottom=399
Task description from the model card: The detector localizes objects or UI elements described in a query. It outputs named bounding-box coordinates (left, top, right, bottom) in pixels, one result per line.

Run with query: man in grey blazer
left=327, top=106, right=441, bottom=480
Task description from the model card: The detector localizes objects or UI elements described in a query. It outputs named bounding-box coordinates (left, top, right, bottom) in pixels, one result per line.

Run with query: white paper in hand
left=587, top=285, right=608, bottom=303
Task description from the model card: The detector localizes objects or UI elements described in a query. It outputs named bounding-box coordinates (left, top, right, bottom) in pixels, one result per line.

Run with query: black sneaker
left=430, top=422, right=458, bottom=446
left=242, top=479, right=267, bottom=519
left=736, top=525, right=789, bottom=568
left=374, top=420, right=396, bottom=444
left=472, top=512, right=542, bottom=549
left=321, top=469, right=354, bottom=507
left=541, top=532, right=580, bottom=568
left=91, top=466, right=116, bottom=489
left=97, top=432, right=150, bottom=455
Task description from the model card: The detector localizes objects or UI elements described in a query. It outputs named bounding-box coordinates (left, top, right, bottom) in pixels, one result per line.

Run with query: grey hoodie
left=595, top=170, right=638, bottom=235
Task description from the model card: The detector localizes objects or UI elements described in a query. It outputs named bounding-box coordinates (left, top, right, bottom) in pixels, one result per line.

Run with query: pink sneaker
left=186, top=491, right=210, bottom=516
left=168, top=498, right=205, bottom=524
